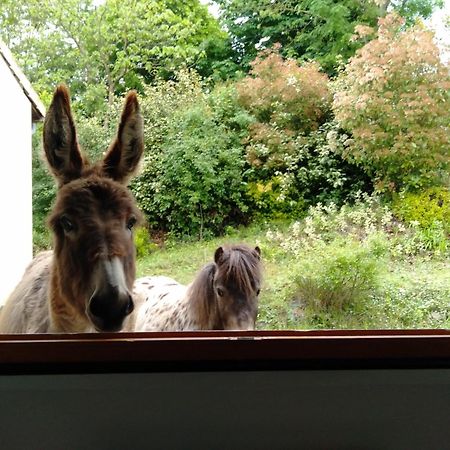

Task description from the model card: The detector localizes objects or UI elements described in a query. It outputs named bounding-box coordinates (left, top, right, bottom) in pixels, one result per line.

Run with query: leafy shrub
left=238, top=46, right=331, bottom=181
left=132, top=102, right=249, bottom=238
left=140, top=70, right=204, bottom=154
left=32, top=125, right=55, bottom=251
left=391, top=187, right=450, bottom=253
left=294, top=240, right=380, bottom=312
left=246, top=176, right=305, bottom=220
left=76, top=114, right=116, bottom=161
left=267, top=192, right=449, bottom=262
left=237, top=49, right=369, bottom=215
left=392, top=187, right=450, bottom=232
left=292, top=121, right=372, bottom=205
left=333, top=13, right=450, bottom=192
left=134, top=226, right=158, bottom=258
left=237, top=46, right=331, bottom=133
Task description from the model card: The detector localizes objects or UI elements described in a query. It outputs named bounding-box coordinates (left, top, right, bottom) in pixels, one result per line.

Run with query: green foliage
left=368, top=259, right=450, bottom=329
left=235, top=50, right=371, bottom=216
left=294, top=240, right=380, bottom=312
left=371, top=284, right=449, bottom=329
left=76, top=115, right=116, bottom=161
left=333, top=13, right=450, bottom=192
left=246, top=177, right=306, bottom=220
left=134, top=227, right=158, bottom=258
left=267, top=192, right=449, bottom=262
left=215, top=0, right=381, bottom=75
left=132, top=86, right=251, bottom=238
left=384, top=0, right=445, bottom=26
left=0, top=0, right=226, bottom=115
left=391, top=187, right=450, bottom=253
left=32, top=125, right=55, bottom=251
left=392, top=187, right=450, bottom=232
left=140, top=69, right=204, bottom=154
left=292, top=121, right=372, bottom=205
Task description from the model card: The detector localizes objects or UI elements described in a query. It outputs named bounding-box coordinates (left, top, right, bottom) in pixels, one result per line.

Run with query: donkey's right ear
left=43, top=85, right=85, bottom=185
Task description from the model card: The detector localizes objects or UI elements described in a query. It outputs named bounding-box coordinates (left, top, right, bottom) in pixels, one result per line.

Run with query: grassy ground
left=136, top=220, right=450, bottom=331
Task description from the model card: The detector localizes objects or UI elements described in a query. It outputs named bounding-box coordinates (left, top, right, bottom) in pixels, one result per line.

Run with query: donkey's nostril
left=89, top=295, right=103, bottom=318
left=124, top=295, right=134, bottom=315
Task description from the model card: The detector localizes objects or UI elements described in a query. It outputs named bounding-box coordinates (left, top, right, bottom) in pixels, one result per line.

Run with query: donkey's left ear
left=43, top=85, right=86, bottom=186
left=102, top=91, right=144, bottom=184
left=253, top=246, right=261, bottom=260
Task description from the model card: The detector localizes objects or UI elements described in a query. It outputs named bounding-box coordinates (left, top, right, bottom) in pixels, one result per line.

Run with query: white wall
left=0, top=57, right=33, bottom=304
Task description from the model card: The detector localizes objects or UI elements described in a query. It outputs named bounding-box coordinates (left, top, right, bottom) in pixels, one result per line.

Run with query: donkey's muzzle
left=88, top=287, right=134, bottom=332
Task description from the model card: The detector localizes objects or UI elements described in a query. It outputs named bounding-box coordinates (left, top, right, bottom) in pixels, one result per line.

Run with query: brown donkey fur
left=0, top=85, right=144, bottom=333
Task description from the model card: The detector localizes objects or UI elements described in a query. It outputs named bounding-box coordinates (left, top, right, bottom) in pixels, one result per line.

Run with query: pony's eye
left=127, top=216, right=137, bottom=230
left=60, top=216, right=74, bottom=232
left=217, top=288, right=225, bottom=297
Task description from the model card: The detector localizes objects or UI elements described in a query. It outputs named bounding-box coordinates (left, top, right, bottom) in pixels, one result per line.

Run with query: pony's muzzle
left=88, top=287, right=134, bottom=332
left=225, top=315, right=256, bottom=331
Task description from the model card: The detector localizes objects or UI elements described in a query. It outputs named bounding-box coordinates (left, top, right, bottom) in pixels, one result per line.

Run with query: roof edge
left=0, top=39, right=46, bottom=122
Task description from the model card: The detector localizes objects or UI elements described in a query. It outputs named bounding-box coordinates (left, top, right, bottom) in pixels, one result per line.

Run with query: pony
left=0, top=85, right=144, bottom=333
left=133, top=244, right=262, bottom=331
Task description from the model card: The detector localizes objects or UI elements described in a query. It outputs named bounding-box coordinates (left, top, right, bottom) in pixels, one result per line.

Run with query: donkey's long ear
left=43, top=85, right=85, bottom=185
left=102, top=91, right=144, bottom=184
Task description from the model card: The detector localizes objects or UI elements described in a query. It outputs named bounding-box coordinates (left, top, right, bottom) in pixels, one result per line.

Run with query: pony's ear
left=43, top=85, right=85, bottom=185
left=253, top=246, right=261, bottom=260
left=102, top=91, right=144, bottom=184
left=214, top=246, right=224, bottom=264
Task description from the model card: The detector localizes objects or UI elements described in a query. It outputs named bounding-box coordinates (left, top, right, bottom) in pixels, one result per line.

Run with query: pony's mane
left=187, top=262, right=217, bottom=329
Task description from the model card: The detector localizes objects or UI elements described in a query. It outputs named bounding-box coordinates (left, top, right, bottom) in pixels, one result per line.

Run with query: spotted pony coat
left=133, top=244, right=262, bottom=331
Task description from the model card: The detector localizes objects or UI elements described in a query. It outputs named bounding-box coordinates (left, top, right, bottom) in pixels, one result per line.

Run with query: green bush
left=134, top=227, right=158, bottom=258
left=244, top=121, right=372, bottom=218
left=292, top=121, right=372, bottom=205
left=140, top=70, right=204, bottom=155
left=293, top=241, right=380, bottom=312
left=392, top=187, right=450, bottom=253
left=392, top=187, right=450, bottom=232
left=133, top=103, right=249, bottom=238
left=32, top=125, right=55, bottom=252
left=246, top=176, right=305, bottom=220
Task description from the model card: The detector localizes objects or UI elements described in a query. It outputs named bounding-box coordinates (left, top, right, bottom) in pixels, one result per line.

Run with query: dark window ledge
left=1, top=329, right=449, bottom=374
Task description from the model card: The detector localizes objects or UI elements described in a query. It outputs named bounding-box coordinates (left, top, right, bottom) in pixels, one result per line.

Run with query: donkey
left=0, top=85, right=144, bottom=333
left=133, top=244, right=262, bottom=331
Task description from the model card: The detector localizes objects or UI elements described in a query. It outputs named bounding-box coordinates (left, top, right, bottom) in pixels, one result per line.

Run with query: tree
left=333, top=13, right=450, bottom=192
left=0, top=0, right=226, bottom=115
left=376, top=0, right=444, bottom=26
left=215, top=0, right=381, bottom=74
left=215, top=0, right=445, bottom=75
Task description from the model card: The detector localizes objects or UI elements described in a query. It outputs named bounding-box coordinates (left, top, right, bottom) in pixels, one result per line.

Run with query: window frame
left=1, top=329, right=449, bottom=375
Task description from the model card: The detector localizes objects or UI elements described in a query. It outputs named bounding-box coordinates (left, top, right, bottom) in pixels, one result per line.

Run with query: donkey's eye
left=60, top=216, right=74, bottom=232
left=127, top=216, right=137, bottom=230
left=256, top=289, right=261, bottom=296
left=217, top=288, right=225, bottom=297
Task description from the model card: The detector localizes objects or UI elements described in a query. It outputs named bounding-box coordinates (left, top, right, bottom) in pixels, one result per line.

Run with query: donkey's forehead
left=55, top=177, right=136, bottom=214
